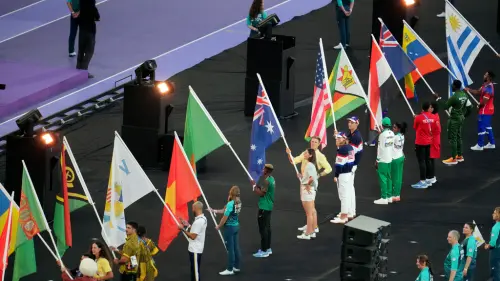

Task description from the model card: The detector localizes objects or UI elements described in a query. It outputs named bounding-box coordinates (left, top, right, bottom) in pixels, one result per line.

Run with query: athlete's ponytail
left=395, top=122, right=408, bottom=135
left=417, top=255, right=434, bottom=275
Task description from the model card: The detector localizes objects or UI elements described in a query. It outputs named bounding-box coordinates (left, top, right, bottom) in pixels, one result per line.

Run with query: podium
left=244, top=35, right=296, bottom=118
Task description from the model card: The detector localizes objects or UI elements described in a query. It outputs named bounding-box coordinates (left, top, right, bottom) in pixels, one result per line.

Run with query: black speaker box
left=343, top=216, right=391, bottom=247
left=4, top=134, right=61, bottom=221
left=341, top=244, right=379, bottom=264
left=158, top=133, right=207, bottom=173
left=244, top=77, right=295, bottom=118
left=122, top=83, right=174, bottom=134
left=340, top=262, right=378, bottom=281
left=121, top=125, right=159, bottom=168
left=372, top=0, right=407, bottom=43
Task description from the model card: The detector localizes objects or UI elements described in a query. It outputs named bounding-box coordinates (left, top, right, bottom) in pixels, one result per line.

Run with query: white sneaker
left=374, top=198, right=388, bottom=205
left=437, top=12, right=445, bottom=17
left=298, top=225, right=319, bottom=233
left=297, top=233, right=311, bottom=240
left=219, top=270, right=234, bottom=275
left=69, top=52, right=76, bottom=57
left=471, top=144, right=484, bottom=151
left=331, top=217, right=348, bottom=224
left=426, top=177, right=437, bottom=186
left=233, top=268, right=240, bottom=272
left=310, top=232, right=316, bottom=238
left=333, top=43, right=343, bottom=50
left=484, top=143, right=496, bottom=149
left=387, top=197, right=393, bottom=203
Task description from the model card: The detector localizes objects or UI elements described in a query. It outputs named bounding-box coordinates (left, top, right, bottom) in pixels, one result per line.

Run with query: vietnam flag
left=402, top=20, right=445, bottom=99
left=158, top=132, right=202, bottom=251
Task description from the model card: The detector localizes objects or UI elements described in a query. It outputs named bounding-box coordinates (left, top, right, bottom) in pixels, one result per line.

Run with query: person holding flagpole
left=461, top=222, right=477, bottom=281
left=179, top=201, right=207, bottom=281
left=296, top=148, right=319, bottom=239
left=110, top=222, right=140, bottom=281
left=330, top=132, right=354, bottom=224
left=251, top=164, right=275, bottom=258
left=484, top=207, right=500, bottom=281
left=374, top=117, right=394, bottom=205
left=466, top=71, right=496, bottom=151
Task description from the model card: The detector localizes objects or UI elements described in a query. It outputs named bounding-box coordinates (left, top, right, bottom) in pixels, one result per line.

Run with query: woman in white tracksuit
left=331, top=132, right=355, bottom=224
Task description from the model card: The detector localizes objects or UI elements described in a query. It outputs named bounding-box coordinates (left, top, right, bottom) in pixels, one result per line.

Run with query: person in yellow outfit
left=137, top=226, right=159, bottom=281
left=111, top=221, right=140, bottom=281
left=286, top=136, right=332, bottom=236
left=91, top=240, right=114, bottom=280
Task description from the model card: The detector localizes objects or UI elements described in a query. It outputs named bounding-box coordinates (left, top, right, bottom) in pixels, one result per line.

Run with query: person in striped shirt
left=287, top=137, right=332, bottom=235
left=330, top=132, right=354, bottom=224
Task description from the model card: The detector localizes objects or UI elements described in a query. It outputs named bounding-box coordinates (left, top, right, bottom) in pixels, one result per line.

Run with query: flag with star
left=328, top=47, right=367, bottom=121
left=248, top=83, right=281, bottom=179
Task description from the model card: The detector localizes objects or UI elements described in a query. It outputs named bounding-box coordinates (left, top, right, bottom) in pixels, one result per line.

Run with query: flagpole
left=319, top=38, right=337, bottom=132
left=256, top=73, right=300, bottom=176
left=16, top=164, right=74, bottom=280
left=151, top=189, right=190, bottom=242
left=174, top=131, right=227, bottom=251
left=62, top=137, right=117, bottom=259
left=1, top=192, right=14, bottom=281
left=188, top=86, right=255, bottom=183
left=443, top=67, right=480, bottom=104
left=340, top=43, right=381, bottom=129
left=445, top=0, right=499, bottom=56
left=371, top=35, right=415, bottom=116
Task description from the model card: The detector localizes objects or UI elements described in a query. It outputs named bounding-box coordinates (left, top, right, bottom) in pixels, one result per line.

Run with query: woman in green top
left=415, top=255, right=434, bottom=281
left=214, top=186, right=242, bottom=276
left=485, top=207, right=500, bottom=281
left=461, top=222, right=478, bottom=281
left=247, top=0, right=267, bottom=37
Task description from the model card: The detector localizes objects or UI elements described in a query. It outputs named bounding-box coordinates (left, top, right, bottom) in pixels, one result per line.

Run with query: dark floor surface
left=2, top=0, right=500, bottom=280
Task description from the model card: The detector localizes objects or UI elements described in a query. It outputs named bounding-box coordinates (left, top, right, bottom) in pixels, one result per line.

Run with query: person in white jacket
left=374, top=117, right=394, bottom=205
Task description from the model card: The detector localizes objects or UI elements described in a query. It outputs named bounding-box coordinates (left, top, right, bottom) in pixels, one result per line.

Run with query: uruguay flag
left=403, top=21, right=445, bottom=100
left=248, top=83, right=281, bottom=179
left=445, top=0, right=485, bottom=96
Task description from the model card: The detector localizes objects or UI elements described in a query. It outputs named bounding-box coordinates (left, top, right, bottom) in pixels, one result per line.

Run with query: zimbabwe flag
left=53, top=143, right=89, bottom=256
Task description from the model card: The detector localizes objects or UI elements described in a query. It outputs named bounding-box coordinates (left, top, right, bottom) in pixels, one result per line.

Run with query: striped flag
left=368, top=36, right=392, bottom=130
left=445, top=0, right=485, bottom=96
left=472, top=220, right=485, bottom=247
left=304, top=46, right=332, bottom=149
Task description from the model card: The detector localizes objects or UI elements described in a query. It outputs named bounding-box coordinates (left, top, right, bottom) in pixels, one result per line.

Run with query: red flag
left=60, top=144, right=72, bottom=247
left=158, top=134, right=201, bottom=251
left=368, top=36, right=392, bottom=130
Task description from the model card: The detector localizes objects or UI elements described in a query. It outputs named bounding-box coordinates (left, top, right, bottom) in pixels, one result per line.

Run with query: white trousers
left=350, top=165, right=357, bottom=217
left=337, top=173, right=353, bottom=215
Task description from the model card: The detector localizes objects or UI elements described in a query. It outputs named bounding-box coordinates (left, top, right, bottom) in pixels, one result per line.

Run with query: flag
left=329, top=47, right=367, bottom=120
left=403, top=21, right=445, bottom=99
left=445, top=0, right=485, bottom=96
left=304, top=49, right=332, bottom=149
left=53, top=143, right=89, bottom=256
left=368, top=36, right=392, bottom=130
left=111, top=133, right=155, bottom=208
left=472, top=220, right=485, bottom=247
left=379, top=20, right=416, bottom=82
left=0, top=192, right=14, bottom=281
left=248, top=85, right=281, bottom=179
left=183, top=87, right=226, bottom=170
left=158, top=133, right=201, bottom=251
left=102, top=160, right=127, bottom=247
left=0, top=184, right=18, bottom=257
left=13, top=163, right=48, bottom=281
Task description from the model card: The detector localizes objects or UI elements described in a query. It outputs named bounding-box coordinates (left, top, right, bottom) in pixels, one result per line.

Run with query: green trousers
left=447, top=117, right=464, bottom=157
left=377, top=162, right=392, bottom=199
left=391, top=157, right=404, bottom=197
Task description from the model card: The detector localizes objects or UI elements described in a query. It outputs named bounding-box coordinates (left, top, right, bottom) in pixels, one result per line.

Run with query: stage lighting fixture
left=16, top=109, right=42, bottom=137
left=404, top=0, right=415, bottom=6
left=156, top=81, right=175, bottom=95
left=135, top=60, right=158, bottom=85
left=41, top=132, right=55, bottom=146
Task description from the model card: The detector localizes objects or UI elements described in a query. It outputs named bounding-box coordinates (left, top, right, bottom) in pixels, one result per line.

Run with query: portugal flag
left=53, top=143, right=89, bottom=256
left=158, top=132, right=201, bottom=251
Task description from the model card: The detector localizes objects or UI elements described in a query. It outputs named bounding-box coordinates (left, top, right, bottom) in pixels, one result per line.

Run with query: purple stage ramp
left=0, top=61, right=88, bottom=122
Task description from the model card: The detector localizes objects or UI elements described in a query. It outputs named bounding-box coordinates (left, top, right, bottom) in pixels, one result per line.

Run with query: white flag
left=102, top=157, right=127, bottom=247
left=473, top=220, right=485, bottom=247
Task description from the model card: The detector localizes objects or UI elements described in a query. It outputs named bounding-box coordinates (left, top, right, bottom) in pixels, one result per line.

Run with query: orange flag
left=158, top=133, right=202, bottom=251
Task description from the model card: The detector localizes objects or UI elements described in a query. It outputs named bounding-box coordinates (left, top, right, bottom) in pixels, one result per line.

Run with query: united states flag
left=248, top=84, right=281, bottom=179
left=305, top=51, right=332, bottom=149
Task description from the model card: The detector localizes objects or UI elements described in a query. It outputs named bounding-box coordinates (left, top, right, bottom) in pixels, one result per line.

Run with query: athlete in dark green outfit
left=435, top=80, right=473, bottom=165
left=252, top=164, right=275, bottom=258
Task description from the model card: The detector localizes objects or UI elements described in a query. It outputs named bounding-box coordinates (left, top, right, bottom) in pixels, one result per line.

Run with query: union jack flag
left=248, top=84, right=281, bottom=179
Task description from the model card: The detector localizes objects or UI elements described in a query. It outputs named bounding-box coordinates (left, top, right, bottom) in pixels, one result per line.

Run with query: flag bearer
left=330, top=132, right=354, bottom=224
left=374, top=117, right=394, bottom=205
left=111, top=222, right=140, bottom=281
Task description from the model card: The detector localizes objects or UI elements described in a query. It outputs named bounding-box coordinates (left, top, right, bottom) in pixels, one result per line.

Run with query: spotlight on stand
left=134, top=60, right=158, bottom=85
left=404, top=0, right=415, bottom=6
left=16, top=109, right=42, bottom=137
left=155, top=80, right=175, bottom=95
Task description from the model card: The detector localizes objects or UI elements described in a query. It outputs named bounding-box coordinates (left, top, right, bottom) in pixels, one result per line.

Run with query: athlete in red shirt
left=465, top=71, right=496, bottom=151
left=412, top=102, right=438, bottom=189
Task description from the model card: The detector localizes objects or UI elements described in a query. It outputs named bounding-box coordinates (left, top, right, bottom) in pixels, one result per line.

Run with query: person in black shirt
left=77, top=0, right=100, bottom=78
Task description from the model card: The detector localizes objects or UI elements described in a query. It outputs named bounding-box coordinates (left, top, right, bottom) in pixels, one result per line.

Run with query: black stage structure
left=1, top=0, right=500, bottom=280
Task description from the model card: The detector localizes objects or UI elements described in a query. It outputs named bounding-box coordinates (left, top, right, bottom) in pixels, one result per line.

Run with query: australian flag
left=248, top=84, right=281, bottom=179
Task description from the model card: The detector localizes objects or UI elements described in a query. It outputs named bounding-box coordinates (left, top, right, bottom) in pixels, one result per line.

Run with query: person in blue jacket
left=461, top=222, right=478, bottom=281
left=444, top=230, right=463, bottom=281
left=415, top=254, right=434, bottom=281
left=330, top=132, right=354, bottom=224
left=485, top=207, right=500, bottom=281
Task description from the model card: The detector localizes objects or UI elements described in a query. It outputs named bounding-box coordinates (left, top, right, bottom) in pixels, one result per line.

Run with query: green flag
left=13, top=163, right=48, bottom=281
left=53, top=143, right=89, bottom=256
left=183, top=87, right=226, bottom=169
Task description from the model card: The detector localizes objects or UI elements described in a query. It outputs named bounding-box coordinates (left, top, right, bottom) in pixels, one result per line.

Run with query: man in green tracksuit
left=374, top=117, right=394, bottom=205
left=435, top=80, right=472, bottom=165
